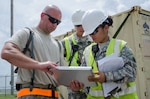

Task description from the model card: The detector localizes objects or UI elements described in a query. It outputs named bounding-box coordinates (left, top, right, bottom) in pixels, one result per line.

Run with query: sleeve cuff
left=105, top=72, right=114, bottom=82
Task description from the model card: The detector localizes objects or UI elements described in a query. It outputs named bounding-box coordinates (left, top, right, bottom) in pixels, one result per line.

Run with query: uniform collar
left=73, top=33, right=90, bottom=43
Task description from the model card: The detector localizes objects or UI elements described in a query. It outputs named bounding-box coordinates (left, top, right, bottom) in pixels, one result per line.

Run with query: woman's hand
left=69, top=80, right=84, bottom=92
left=88, top=71, right=106, bottom=83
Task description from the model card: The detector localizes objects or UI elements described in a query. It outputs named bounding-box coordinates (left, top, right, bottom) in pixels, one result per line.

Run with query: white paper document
left=97, top=53, right=124, bottom=97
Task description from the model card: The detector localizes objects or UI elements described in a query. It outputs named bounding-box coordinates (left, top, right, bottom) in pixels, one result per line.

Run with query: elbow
left=1, top=52, right=5, bottom=60
left=1, top=45, right=13, bottom=61
left=1, top=42, right=19, bottom=61
left=127, top=77, right=136, bottom=83
left=1, top=49, right=10, bottom=60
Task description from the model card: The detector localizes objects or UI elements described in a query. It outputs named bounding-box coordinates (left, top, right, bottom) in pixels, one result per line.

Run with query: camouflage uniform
left=61, top=33, right=92, bottom=66
left=61, top=33, right=92, bottom=99
left=82, top=38, right=137, bottom=84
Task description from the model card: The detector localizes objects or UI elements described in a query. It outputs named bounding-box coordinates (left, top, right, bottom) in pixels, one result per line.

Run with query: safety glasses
left=90, top=27, right=99, bottom=35
left=90, top=25, right=103, bottom=35
left=44, top=13, right=61, bottom=25
left=75, top=25, right=82, bottom=27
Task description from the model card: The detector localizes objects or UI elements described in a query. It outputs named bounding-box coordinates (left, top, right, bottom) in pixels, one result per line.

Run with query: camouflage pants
left=68, top=92, right=87, bottom=99
left=17, top=95, right=58, bottom=99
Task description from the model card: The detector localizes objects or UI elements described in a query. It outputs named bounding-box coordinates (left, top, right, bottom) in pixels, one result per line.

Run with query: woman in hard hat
left=70, top=9, right=138, bottom=99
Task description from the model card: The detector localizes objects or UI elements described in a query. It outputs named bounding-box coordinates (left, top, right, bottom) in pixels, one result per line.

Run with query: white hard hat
left=82, top=9, right=107, bottom=36
left=72, top=10, right=85, bottom=25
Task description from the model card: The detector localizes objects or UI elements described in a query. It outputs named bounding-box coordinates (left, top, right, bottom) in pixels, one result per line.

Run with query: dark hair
left=100, top=16, right=113, bottom=28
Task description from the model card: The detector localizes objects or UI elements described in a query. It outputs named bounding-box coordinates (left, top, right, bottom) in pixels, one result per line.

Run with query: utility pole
left=10, top=0, right=14, bottom=95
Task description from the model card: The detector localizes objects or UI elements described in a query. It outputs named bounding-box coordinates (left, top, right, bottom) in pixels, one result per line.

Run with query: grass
left=0, top=94, right=16, bottom=99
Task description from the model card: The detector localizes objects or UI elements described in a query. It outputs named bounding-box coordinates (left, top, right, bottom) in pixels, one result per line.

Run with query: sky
left=0, top=0, right=150, bottom=76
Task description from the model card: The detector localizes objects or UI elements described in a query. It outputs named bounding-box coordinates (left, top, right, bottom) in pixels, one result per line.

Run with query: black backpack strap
left=68, top=44, right=79, bottom=66
left=14, top=27, right=35, bottom=91
left=15, top=27, right=35, bottom=91
left=26, top=28, right=35, bottom=91
left=14, top=27, right=33, bottom=73
left=22, top=27, right=33, bottom=54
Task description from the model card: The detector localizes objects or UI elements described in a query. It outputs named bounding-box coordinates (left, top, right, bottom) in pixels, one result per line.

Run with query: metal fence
left=0, top=75, right=17, bottom=95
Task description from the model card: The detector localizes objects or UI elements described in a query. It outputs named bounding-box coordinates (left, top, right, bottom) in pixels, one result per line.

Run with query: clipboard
left=53, top=66, right=97, bottom=87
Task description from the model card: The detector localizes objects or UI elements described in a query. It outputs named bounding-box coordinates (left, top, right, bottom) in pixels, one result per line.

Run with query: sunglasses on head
left=44, top=13, right=61, bottom=25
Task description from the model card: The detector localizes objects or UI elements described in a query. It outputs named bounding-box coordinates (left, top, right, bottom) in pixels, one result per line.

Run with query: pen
left=56, top=61, right=59, bottom=64
left=48, top=61, right=59, bottom=71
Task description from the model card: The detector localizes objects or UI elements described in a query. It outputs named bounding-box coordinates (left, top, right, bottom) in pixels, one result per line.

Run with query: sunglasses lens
left=44, top=13, right=61, bottom=25
left=49, top=17, right=60, bottom=25
left=90, top=29, right=98, bottom=35
left=75, top=25, right=82, bottom=27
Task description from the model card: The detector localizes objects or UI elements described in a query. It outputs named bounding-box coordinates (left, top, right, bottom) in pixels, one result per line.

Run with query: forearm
left=1, top=42, right=40, bottom=70
left=105, top=63, right=136, bottom=83
left=105, top=46, right=137, bottom=83
left=7, top=52, right=39, bottom=69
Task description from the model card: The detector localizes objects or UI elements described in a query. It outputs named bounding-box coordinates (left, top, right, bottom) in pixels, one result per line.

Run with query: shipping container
left=109, top=6, right=150, bottom=99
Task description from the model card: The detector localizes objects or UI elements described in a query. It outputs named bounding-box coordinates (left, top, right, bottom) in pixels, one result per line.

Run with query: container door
left=109, top=6, right=150, bottom=99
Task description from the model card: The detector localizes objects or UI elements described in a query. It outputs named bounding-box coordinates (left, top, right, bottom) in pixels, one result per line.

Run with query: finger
left=79, top=83, right=84, bottom=88
left=48, top=64, right=57, bottom=70
left=70, top=80, right=76, bottom=88
left=93, top=72, right=100, bottom=75
left=51, top=61, right=59, bottom=66
left=47, top=67, right=51, bottom=70
left=47, top=71, right=53, bottom=75
left=88, top=76, right=93, bottom=81
left=74, top=81, right=81, bottom=87
left=88, top=76, right=100, bottom=82
left=47, top=61, right=58, bottom=67
left=47, top=68, right=54, bottom=75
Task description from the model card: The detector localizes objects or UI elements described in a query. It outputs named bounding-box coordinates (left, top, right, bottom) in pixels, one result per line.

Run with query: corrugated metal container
left=109, top=6, right=150, bottom=99
left=55, top=29, right=75, bottom=40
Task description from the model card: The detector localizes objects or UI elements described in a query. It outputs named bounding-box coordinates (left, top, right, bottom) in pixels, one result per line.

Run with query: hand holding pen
left=47, top=61, right=59, bottom=74
left=37, top=61, right=59, bottom=75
